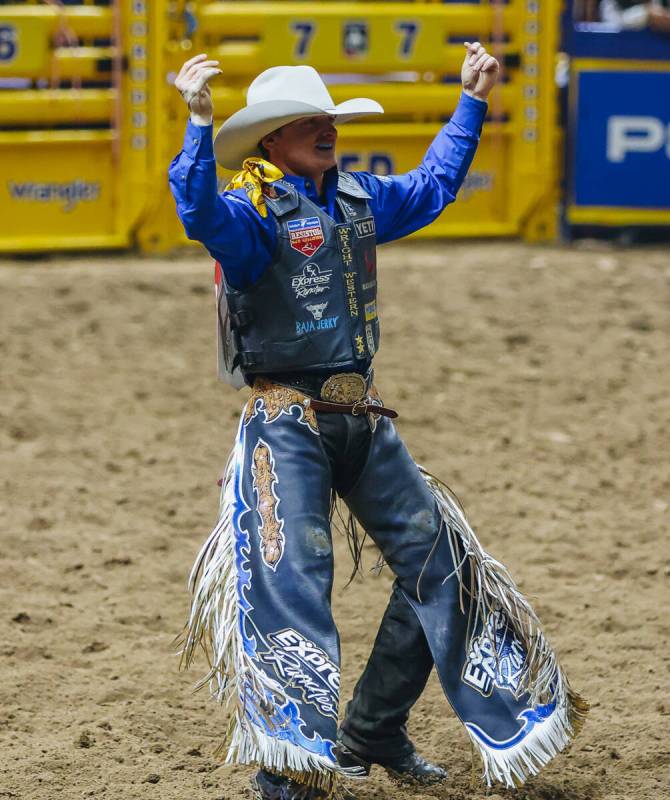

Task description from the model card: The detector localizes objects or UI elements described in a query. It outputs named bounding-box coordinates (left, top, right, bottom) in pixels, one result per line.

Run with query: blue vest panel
left=224, top=173, right=380, bottom=377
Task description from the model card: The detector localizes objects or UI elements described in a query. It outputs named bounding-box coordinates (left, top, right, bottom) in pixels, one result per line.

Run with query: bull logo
left=306, top=302, right=328, bottom=320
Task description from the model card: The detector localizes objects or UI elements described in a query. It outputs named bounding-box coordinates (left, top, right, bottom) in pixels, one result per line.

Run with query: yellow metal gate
left=1, top=1, right=561, bottom=254
left=0, top=0, right=164, bottom=251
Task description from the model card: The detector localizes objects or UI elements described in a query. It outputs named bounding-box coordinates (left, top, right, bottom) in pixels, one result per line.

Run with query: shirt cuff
left=183, top=119, right=215, bottom=160
left=451, top=92, right=488, bottom=136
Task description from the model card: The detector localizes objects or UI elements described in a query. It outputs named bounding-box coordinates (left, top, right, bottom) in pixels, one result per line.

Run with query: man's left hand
left=649, top=6, right=670, bottom=34
left=461, top=42, right=500, bottom=102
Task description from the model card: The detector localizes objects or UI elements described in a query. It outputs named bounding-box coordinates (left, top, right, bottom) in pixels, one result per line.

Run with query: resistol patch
left=288, top=216, right=325, bottom=257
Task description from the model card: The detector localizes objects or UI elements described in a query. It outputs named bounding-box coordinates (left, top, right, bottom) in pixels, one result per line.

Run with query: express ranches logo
left=462, top=610, right=525, bottom=698
left=259, top=628, right=339, bottom=719
left=291, top=263, right=332, bottom=299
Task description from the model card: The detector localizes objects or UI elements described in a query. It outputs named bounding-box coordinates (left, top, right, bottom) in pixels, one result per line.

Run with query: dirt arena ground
left=1, top=241, right=668, bottom=800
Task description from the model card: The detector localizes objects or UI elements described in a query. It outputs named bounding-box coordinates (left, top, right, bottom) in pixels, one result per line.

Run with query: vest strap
left=230, top=310, right=253, bottom=330
left=263, top=182, right=300, bottom=216
left=237, top=351, right=263, bottom=369
left=337, top=172, right=372, bottom=200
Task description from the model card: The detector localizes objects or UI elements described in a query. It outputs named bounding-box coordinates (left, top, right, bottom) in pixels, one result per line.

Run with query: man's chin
left=313, top=151, right=337, bottom=169
left=320, top=160, right=337, bottom=175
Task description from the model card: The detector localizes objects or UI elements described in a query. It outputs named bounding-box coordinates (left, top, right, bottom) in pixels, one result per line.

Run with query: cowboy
left=170, top=47, right=585, bottom=800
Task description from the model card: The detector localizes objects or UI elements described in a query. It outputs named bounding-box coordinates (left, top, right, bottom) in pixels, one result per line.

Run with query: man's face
left=262, top=115, right=338, bottom=179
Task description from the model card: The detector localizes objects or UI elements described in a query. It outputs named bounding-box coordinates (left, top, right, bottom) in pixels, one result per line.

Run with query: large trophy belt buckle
left=320, top=373, right=367, bottom=404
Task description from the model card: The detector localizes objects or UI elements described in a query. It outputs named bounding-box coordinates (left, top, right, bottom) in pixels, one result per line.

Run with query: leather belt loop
left=351, top=400, right=367, bottom=416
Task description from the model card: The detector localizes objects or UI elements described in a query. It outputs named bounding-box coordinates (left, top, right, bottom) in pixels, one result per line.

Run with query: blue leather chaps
left=183, top=380, right=583, bottom=793
left=318, top=410, right=433, bottom=761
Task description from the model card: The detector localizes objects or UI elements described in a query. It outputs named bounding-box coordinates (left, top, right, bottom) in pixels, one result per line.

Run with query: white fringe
left=465, top=683, right=579, bottom=787
left=178, top=417, right=352, bottom=796
left=227, top=715, right=344, bottom=778
left=420, top=469, right=588, bottom=786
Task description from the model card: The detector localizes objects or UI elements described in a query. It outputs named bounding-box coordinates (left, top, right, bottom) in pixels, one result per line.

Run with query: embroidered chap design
left=251, top=439, right=285, bottom=570
left=245, top=377, right=319, bottom=434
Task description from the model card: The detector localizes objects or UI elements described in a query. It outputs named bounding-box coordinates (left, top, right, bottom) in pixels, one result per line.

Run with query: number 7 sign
left=290, top=21, right=315, bottom=60
left=395, top=21, right=420, bottom=59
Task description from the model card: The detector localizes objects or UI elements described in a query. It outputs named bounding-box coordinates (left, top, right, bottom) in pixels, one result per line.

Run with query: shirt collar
left=278, top=166, right=339, bottom=217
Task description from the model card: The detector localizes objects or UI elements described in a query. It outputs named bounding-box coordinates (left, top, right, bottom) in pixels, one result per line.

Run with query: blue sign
left=571, top=70, right=670, bottom=209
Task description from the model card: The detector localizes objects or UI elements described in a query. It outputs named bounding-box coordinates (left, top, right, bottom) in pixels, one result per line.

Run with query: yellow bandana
left=225, top=158, right=284, bottom=218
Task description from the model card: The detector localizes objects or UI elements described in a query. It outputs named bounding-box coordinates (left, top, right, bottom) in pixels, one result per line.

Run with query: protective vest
left=217, top=173, right=380, bottom=385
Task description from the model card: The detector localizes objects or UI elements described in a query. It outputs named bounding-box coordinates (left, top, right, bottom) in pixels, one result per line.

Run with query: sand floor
left=1, top=241, right=668, bottom=800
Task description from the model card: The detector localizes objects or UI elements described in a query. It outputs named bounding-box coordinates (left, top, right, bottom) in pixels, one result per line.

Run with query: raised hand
left=461, top=42, right=500, bottom=102
left=175, top=53, right=222, bottom=124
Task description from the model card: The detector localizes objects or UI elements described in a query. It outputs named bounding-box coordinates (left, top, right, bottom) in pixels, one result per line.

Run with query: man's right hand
left=649, top=6, right=670, bottom=33
left=175, top=53, right=222, bottom=125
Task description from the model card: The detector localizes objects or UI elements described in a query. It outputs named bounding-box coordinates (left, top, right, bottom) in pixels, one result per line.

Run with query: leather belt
left=308, top=398, right=398, bottom=419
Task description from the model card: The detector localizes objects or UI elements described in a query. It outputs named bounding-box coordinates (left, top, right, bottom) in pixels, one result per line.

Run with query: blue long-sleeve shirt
left=169, top=93, right=487, bottom=290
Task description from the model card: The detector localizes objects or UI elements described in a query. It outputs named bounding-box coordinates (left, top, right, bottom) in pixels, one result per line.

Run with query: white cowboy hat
left=214, top=65, right=384, bottom=170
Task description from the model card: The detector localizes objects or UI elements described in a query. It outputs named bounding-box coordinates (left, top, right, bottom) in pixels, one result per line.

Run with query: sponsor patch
left=296, top=316, right=339, bottom=335
left=291, top=263, right=332, bottom=299
left=288, top=216, right=325, bottom=256
left=364, top=300, right=377, bottom=322
left=462, top=610, right=525, bottom=698
left=259, top=628, right=339, bottom=719
left=337, top=225, right=353, bottom=270
left=337, top=227, right=360, bottom=319
left=354, top=216, right=375, bottom=238
left=365, top=323, right=376, bottom=356
left=306, top=302, right=328, bottom=321
left=363, top=249, right=376, bottom=275
left=344, top=272, right=358, bottom=318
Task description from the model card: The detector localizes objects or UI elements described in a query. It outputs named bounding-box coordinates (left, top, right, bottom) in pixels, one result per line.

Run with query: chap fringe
left=464, top=687, right=589, bottom=788
left=420, top=468, right=588, bottom=787
left=176, top=437, right=354, bottom=797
